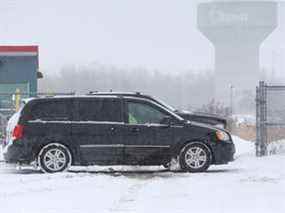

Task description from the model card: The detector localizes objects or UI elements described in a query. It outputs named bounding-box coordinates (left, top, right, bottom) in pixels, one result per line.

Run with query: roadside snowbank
left=268, top=140, right=285, bottom=155
left=232, top=135, right=254, bottom=156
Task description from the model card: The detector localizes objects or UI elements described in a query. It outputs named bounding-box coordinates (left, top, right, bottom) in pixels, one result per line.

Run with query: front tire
left=179, top=142, right=211, bottom=173
left=37, top=143, right=72, bottom=173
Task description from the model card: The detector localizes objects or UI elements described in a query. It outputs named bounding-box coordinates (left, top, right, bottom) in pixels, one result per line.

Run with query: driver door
left=122, top=99, right=175, bottom=165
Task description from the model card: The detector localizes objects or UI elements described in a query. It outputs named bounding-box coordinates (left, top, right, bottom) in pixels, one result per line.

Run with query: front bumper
left=211, top=141, right=235, bottom=164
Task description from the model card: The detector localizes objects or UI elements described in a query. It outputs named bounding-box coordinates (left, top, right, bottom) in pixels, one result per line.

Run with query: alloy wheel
left=184, top=146, right=207, bottom=169
left=43, top=148, right=67, bottom=172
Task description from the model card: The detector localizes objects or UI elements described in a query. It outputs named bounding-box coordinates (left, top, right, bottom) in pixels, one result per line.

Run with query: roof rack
left=87, top=91, right=142, bottom=96
left=87, top=91, right=99, bottom=95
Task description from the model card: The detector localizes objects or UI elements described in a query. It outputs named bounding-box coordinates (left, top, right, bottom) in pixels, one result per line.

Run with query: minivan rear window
left=76, top=98, right=122, bottom=122
left=31, top=100, right=70, bottom=121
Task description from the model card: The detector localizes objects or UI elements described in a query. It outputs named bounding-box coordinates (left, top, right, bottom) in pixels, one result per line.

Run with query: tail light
left=12, top=124, right=25, bottom=140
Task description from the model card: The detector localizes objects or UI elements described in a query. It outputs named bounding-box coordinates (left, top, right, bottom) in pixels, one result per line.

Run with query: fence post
left=260, top=81, right=267, bottom=156
left=256, top=85, right=261, bottom=156
left=263, top=81, right=268, bottom=155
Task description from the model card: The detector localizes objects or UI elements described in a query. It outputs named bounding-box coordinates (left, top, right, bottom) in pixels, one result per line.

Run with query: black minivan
left=3, top=93, right=235, bottom=173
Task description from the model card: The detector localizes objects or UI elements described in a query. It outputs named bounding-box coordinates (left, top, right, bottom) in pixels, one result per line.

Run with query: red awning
left=0, top=46, right=38, bottom=56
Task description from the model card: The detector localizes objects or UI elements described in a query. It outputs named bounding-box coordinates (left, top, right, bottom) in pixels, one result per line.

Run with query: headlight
left=216, top=130, right=230, bottom=141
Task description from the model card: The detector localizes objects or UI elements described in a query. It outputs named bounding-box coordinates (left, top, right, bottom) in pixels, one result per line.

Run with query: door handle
left=110, top=127, right=115, bottom=132
left=131, top=127, right=140, bottom=133
left=160, top=124, right=170, bottom=129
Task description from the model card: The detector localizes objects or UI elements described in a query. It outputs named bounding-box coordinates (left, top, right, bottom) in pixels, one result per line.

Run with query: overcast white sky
left=0, top=0, right=284, bottom=74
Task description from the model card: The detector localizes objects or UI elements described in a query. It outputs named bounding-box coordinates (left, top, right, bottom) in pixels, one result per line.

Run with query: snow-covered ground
left=0, top=137, right=285, bottom=213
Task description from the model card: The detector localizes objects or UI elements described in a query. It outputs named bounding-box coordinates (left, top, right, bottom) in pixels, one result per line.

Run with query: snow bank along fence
left=256, top=81, right=285, bottom=156
left=0, top=91, right=75, bottom=145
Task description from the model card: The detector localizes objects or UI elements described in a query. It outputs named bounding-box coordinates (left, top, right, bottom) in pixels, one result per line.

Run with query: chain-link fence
left=256, top=81, right=285, bottom=156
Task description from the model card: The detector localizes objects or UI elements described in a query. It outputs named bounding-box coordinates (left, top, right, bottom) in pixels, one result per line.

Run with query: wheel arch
left=33, top=140, right=76, bottom=165
left=37, top=142, right=73, bottom=173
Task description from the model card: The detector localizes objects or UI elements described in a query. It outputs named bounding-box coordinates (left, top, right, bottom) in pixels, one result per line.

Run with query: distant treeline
left=39, top=63, right=214, bottom=111
left=39, top=64, right=278, bottom=114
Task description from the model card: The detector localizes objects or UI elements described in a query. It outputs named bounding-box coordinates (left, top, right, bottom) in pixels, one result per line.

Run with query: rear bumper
left=3, top=140, right=34, bottom=164
left=211, top=141, right=235, bottom=164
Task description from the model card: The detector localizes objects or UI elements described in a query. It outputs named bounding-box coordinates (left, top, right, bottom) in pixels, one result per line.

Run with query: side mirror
left=160, top=116, right=172, bottom=126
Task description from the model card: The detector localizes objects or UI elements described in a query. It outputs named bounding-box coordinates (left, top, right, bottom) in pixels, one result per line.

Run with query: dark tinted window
left=127, top=101, right=169, bottom=124
left=31, top=100, right=70, bottom=121
left=77, top=98, right=122, bottom=122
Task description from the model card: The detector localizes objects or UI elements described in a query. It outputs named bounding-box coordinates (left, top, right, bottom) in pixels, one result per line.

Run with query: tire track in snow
left=108, top=172, right=167, bottom=213
left=108, top=181, right=146, bottom=212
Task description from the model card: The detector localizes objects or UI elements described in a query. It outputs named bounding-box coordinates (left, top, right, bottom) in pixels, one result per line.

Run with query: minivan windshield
left=148, top=99, right=185, bottom=122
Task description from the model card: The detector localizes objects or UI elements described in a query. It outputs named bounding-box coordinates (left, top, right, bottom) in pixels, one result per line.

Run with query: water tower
left=197, top=1, right=278, bottom=103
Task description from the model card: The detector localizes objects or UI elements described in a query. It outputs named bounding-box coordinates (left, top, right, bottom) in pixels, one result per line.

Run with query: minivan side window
left=77, top=98, right=122, bottom=122
left=31, top=100, right=70, bottom=121
left=127, top=101, right=169, bottom=124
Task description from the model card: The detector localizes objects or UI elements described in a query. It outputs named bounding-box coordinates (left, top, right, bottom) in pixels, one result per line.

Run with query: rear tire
left=37, top=143, right=72, bottom=173
left=179, top=142, right=211, bottom=173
